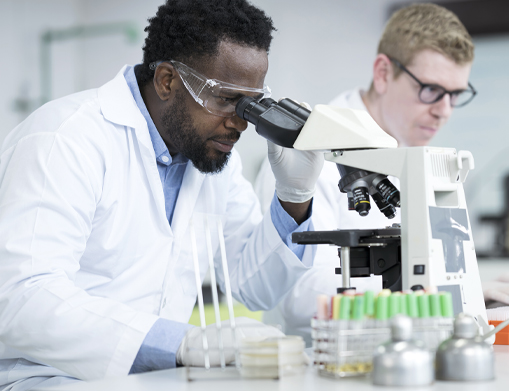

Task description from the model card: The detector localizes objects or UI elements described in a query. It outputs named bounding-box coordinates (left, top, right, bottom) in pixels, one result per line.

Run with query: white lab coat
left=0, top=66, right=313, bottom=387
left=257, top=89, right=400, bottom=344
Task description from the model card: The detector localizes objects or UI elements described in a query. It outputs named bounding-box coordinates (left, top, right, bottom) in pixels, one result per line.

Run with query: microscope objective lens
left=353, top=187, right=371, bottom=216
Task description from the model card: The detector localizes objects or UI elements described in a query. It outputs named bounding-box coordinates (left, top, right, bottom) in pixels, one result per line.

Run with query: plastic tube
left=317, top=294, right=329, bottom=320
left=406, top=293, right=419, bottom=318
left=340, top=296, right=352, bottom=320
left=190, top=220, right=210, bottom=369
left=388, top=293, right=401, bottom=318
left=429, top=293, right=441, bottom=317
left=376, top=295, right=388, bottom=320
left=364, top=291, right=375, bottom=318
left=418, top=294, right=431, bottom=318
left=332, top=294, right=342, bottom=320
left=216, top=217, right=239, bottom=367
left=204, top=216, right=225, bottom=368
left=353, top=295, right=365, bottom=320
left=439, top=292, right=454, bottom=317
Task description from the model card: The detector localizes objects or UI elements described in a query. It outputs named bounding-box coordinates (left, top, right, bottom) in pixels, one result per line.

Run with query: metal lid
left=391, top=314, right=412, bottom=341
left=453, top=313, right=478, bottom=339
left=373, top=315, right=434, bottom=386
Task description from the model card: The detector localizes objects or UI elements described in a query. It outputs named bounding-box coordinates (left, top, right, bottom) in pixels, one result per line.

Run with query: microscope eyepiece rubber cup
left=235, top=96, right=267, bottom=123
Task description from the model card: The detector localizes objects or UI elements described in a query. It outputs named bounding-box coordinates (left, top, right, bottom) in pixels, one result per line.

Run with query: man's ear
left=153, top=63, right=179, bottom=101
left=372, top=54, right=393, bottom=95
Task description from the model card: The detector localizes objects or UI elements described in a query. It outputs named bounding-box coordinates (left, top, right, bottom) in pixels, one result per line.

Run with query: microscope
left=236, top=97, right=488, bottom=327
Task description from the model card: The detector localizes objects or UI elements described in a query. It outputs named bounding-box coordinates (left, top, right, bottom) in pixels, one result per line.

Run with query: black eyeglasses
left=389, top=58, right=477, bottom=108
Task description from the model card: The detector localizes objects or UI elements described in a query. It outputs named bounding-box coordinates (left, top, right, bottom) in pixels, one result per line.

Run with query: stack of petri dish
left=239, top=335, right=307, bottom=378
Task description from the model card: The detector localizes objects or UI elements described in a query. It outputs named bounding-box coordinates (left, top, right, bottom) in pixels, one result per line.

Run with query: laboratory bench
left=40, top=346, right=509, bottom=391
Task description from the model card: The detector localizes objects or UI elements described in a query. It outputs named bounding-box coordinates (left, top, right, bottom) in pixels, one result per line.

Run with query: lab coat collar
left=98, top=65, right=147, bottom=130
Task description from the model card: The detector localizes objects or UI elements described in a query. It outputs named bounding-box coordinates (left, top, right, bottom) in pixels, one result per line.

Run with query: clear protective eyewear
left=389, top=57, right=477, bottom=108
left=150, top=60, right=271, bottom=117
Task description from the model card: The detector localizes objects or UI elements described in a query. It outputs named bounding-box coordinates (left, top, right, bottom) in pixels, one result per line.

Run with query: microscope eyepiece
left=235, top=96, right=271, bottom=124
left=236, top=96, right=255, bottom=119
left=235, top=97, right=308, bottom=148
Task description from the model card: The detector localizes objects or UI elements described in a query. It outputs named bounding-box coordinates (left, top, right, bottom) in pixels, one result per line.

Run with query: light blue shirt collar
left=124, top=65, right=188, bottom=166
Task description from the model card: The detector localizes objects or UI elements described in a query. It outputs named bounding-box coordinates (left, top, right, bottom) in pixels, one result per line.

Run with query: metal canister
left=436, top=313, right=494, bottom=381
left=372, top=315, right=434, bottom=386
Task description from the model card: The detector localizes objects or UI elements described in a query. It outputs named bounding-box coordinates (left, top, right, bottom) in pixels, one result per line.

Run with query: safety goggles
left=389, top=57, right=477, bottom=108
left=150, top=60, right=271, bottom=117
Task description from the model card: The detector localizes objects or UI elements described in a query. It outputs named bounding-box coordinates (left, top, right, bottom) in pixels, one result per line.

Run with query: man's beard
left=161, top=91, right=238, bottom=174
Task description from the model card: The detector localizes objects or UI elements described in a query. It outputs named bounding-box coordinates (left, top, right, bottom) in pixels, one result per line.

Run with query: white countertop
left=40, top=346, right=509, bottom=391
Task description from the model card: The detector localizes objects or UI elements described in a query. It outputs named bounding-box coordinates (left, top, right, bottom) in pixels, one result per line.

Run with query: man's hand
left=268, top=140, right=324, bottom=224
left=484, top=273, right=509, bottom=305
left=176, top=317, right=284, bottom=367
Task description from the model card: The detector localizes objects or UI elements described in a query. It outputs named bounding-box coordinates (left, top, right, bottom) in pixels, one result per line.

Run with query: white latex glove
left=268, top=139, right=324, bottom=203
left=176, top=317, right=284, bottom=367
left=483, top=280, right=509, bottom=305
left=495, top=272, right=509, bottom=283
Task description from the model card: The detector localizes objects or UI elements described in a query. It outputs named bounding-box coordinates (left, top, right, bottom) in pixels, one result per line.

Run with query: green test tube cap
left=429, top=293, right=441, bottom=317
left=364, top=290, right=375, bottom=318
left=388, top=292, right=401, bottom=318
left=340, top=295, right=352, bottom=320
left=418, top=294, right=431, bottom=318
left=376, top=295, right=388, bottom=320
left=353, top=295, right=365, bottom=320
left=399, top=294, right=408, bottom=316
left=440, top=291, right=454, bottom=317
left=406, top=293, right=419, bottom=318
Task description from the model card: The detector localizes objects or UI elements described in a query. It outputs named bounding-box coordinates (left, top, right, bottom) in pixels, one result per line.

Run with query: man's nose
left=430, top=93, right=453, bottom=120
left=224, top=114, right=248, bottom=132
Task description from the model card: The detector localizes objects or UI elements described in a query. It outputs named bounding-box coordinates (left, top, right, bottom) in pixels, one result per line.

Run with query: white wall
left=0, top=0, right=80, bottom=138
left=1, top=0, right=508, bottom=251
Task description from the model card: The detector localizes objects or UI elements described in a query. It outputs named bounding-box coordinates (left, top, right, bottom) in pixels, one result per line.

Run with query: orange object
left=489, top=320, right=509, bottom=345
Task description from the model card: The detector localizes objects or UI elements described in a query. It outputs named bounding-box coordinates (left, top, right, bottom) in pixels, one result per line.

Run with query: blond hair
left=378, top=3, right=474, bottom=77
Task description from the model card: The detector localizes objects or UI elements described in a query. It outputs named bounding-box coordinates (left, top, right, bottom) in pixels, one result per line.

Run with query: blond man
left=256, top=3, right=477, bottom=343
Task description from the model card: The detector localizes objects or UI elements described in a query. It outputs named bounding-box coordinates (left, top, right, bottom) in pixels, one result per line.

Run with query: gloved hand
left=176, top=317, right=284, bottom=367
left=495, top=272, right=509, bottom=283
left=266, top=99, right=324, bottom=204
left=268, top=139, right=324, bottom=203
left=483, top=278, right=509, bottom=305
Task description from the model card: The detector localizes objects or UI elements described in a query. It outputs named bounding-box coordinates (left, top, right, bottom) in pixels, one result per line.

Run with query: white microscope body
left=293, top=105, right=488, bottom=326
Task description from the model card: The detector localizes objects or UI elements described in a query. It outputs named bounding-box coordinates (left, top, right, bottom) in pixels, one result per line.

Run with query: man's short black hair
left=138, top=0, right=276, bottom=85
